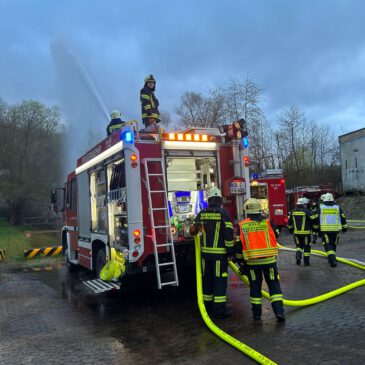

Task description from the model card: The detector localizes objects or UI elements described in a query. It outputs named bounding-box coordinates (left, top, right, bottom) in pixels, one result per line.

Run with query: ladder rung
left=159, top=262, right=175, bottom=267
left=154, top=225, right=169, bottom=229
left=161, top=281, right=178, bottom=286
left=156, top=243, right=172, bottom=247
left=152, top=207, right=168, bottom=211
left=148, top=173, right=164, bottom=176
left=150, top=190, right=165, bottom=193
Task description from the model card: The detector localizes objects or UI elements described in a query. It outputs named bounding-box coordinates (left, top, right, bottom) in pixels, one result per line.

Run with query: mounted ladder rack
left=143, top=158, right=179, bottom=289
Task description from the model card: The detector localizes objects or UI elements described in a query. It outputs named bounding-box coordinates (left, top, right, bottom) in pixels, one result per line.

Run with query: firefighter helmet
left=207, top=187, right=222, bottom=200
left=110, top=110, right=121, bottom=119
left=302, top=197, right=310, bottom=204
left=244, top=198, right=262, bottom=214
left=144, top=74, right=156, bottom=84
left=322, top=193, right=334, bottom=202
left=296, top=198, right=306, bottom=206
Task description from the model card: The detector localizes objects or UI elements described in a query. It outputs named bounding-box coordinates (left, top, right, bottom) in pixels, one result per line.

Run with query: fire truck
left=53, top=120, right=251, bottom=291
left=286, top=184, right=339, bottom=211
left=249, top=169, right=288, bottom=229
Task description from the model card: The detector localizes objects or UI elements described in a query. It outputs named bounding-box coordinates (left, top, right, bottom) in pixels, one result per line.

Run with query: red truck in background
left=250, top=169, right=288, bottom=229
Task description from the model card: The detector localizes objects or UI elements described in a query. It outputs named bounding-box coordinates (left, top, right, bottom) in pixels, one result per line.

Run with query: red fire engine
left=53, top=121, right=251, bottom=291
left=249, top=169, right=288, bottom=229
left=286, top=184, right=339, bottom=211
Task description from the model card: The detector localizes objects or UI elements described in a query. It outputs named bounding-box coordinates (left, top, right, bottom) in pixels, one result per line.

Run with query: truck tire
left=96, top=249, right=106, bottom=279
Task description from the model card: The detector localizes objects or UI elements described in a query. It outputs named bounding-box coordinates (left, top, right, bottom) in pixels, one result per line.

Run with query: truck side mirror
left=51, top=188, right=65, bottom=213
left=51, top=190, right=57, bottom=204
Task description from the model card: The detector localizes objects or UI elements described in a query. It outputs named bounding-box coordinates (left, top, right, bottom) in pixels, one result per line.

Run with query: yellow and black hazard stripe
left=0, top=248, right=5, bottom=261
left=24, top=246, right=63, bottom=259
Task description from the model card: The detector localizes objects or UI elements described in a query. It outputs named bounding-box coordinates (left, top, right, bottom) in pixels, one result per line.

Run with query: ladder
left=143, top=158, right=179, bottom=289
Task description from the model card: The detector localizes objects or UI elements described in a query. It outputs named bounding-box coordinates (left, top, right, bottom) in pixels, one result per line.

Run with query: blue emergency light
left=242, top=137, right=249, bottom=149
left=121, top=129, right=134, bottom=144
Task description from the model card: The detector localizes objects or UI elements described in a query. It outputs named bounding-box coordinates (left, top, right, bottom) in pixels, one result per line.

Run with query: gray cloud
left=1, top=0, right=364, bottom=145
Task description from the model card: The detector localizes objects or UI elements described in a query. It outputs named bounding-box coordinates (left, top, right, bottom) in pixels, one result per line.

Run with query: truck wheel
left=96, top=249, right=106, bottom=279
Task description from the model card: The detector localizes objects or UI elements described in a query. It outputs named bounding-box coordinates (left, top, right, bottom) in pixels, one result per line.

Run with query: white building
left=339, top=128, right=365, bottom=193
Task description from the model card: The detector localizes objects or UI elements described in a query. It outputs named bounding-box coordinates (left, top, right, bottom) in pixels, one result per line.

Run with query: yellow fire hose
left=195, top=237, right=364, bottom=364
left=229, top=244, right=365, bottom=307
left=347, top=219, right=365, bottom=229
left=194, top=236, right=277, bottom=365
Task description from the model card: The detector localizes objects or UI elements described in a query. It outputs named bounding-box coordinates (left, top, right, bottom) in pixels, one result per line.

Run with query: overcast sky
left=1, top=0, right=365, bottom=137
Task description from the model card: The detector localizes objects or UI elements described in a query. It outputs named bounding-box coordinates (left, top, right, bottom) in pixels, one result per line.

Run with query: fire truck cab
left=60, top=123, right=250, bottom=289
left=249, top=169, right=288, bottom=229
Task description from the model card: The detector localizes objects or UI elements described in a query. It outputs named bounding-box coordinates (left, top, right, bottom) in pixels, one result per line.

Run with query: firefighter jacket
left=287, top=207, right=315, bottom=235
left=140, top=86, right=160, bottom=125
left=317, top=204, right=347, bottom=232
left=107, top=118, right=126, bottom=136
left=193, top=206, right=234, bottom=260
left=236, top=216, right=279, bottom=265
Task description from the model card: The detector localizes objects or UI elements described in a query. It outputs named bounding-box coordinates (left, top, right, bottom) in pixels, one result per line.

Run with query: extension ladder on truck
left=144, top=158, right=179, bottom=289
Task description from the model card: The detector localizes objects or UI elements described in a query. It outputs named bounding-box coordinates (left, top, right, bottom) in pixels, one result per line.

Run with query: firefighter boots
left=214, top=309, right=232, bottom=319
left=296, top=251, right=302, bottom=265
left=276, top=313, right=286, bottom=322
left=304, top=257, right=311, bottom=266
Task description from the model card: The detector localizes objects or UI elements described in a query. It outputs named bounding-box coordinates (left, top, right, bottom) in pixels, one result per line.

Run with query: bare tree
left=0, top=100, right=63, bottom=224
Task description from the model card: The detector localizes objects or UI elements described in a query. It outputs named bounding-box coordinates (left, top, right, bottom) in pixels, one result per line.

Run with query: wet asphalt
left=0, top=230, right=364, bottom=365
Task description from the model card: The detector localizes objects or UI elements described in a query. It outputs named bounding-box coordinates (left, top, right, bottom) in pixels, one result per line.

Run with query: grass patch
left=0, top=218, right=61, bottom=260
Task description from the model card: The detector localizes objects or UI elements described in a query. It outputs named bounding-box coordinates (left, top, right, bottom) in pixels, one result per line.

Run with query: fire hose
left=195, top=237, right=365, bottom=364
left=347, top=219, right=365, bottom=229
left=194, top=236, right=277, bottom=365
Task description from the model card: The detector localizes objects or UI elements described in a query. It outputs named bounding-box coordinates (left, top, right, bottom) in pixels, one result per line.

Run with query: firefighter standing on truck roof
left=190, top=187, right=234, bottom=319
left=312, top=193, right=347, bottom=267
left=288, top=197, right=316, bottom=266
left=140, top=75, right=160, bottom=130
left=235, top=198, right=285, bottom=322
left=106, top=110, right=126, bottom=136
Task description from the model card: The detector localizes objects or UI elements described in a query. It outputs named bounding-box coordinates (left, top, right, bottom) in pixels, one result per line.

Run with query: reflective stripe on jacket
left=140, top=87, right=160, bottom=123
left=239, top=218, right=278, bottom=260
left=319, top=205, right=342, bottom=232
left=288, top=208, right=313, bottom=235
left=194, top=207, right=234, bottom=259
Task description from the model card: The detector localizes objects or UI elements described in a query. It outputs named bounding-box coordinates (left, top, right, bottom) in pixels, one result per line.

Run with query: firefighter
left=288, top=197, right=316, bottom=266
left=140, top=74, right=160, bottom=131
left=106, top=110, right=126, bottom=136
left=236, top=198, right=285, bottom=322
left=190, top=187, right=234, bottom=319
left=314, top=193, right=347, bottom=267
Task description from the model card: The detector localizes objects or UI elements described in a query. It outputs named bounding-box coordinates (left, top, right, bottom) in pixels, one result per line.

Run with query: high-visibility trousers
left=201, top=258, right=228, bottom=315
left=322, top=232, right=340, bottom=264
left=246, top=262, right=284, bottom=317
left=294, top=234, right=311, bottom=264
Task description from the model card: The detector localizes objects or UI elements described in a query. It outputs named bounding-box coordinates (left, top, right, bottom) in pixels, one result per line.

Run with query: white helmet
left=207, top=187, right=222, bottom=200
left=110, top=110, right=121, bottom=119
left=296, top=198, right=306, bottom=206
left=322, top=193, right=334, bottom=202
left=302, top=197, right=310, bottom=204
left=244, top=198, right=262, bottom=214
